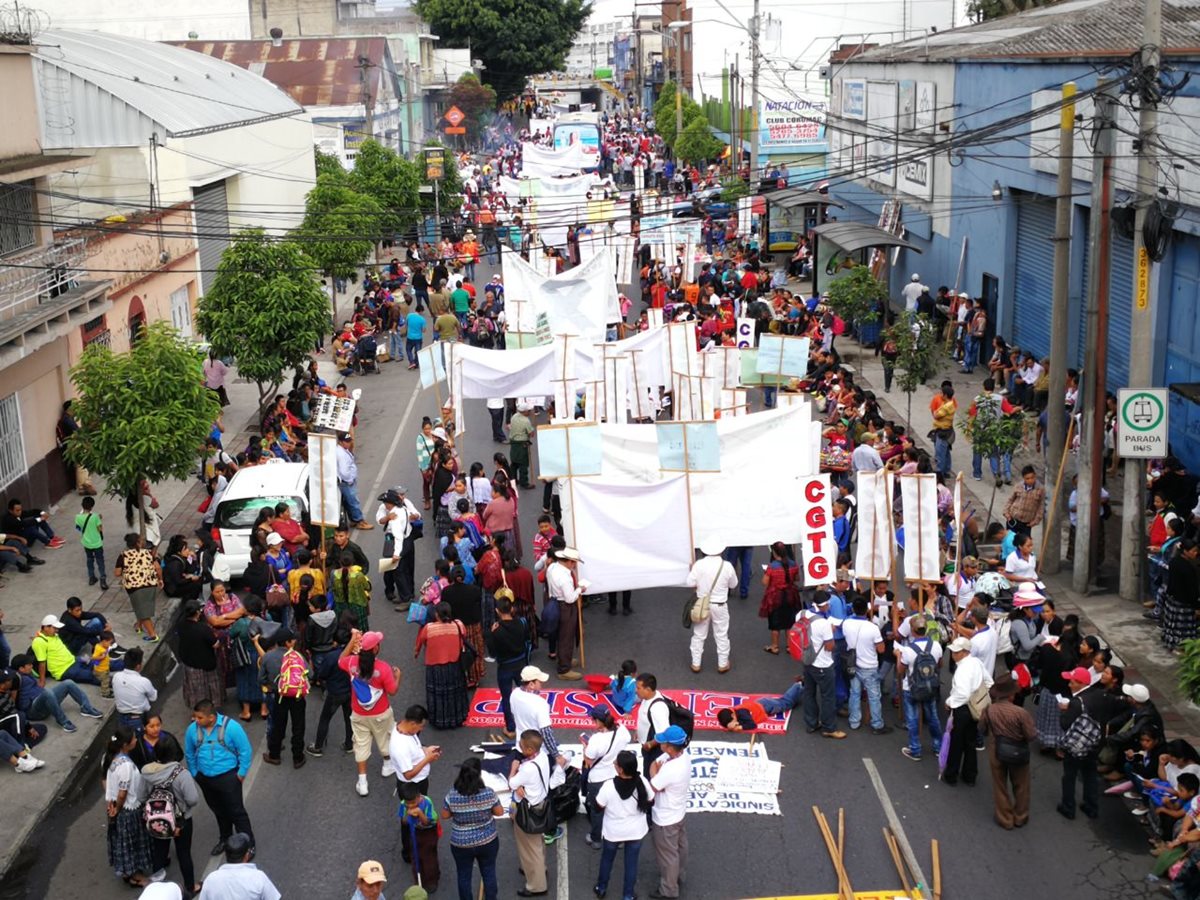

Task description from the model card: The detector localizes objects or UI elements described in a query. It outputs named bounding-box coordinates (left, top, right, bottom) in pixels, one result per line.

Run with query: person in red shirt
left=739, top=267, right=757, bottom=294
left=338, top=630, right=401, bottom=796
left=271, top=502, right=309, bottom=555
left=716, top=678, right=805, bottom=731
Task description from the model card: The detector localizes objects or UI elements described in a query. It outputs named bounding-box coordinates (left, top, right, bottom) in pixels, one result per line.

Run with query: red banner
left=465, top=688, right=793, bottom=734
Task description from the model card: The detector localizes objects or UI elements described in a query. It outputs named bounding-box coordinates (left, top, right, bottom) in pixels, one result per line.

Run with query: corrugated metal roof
left=32, top=29, right=303, bottom=146
left=173, top=38, right=388, bottom=109
left=855, top=0, right=1200, bottom=62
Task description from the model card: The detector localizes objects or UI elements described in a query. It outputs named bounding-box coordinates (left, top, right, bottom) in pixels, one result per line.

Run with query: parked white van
left=211, top=462, right=309, bottom=578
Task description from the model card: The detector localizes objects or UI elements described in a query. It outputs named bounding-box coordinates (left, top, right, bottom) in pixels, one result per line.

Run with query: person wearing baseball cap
left=942, top=636, right=986, bottom=786
left=1058, top=666, right=1105, bottom=820
left=32, top=614, right=101, bottom=687
left=509, top=665, right=567, bottom=770
left=648, top=723, right=690, bottom=898
left=353, top=860, right=387, bottom=900
left=685, top=542, right=738, bottom=674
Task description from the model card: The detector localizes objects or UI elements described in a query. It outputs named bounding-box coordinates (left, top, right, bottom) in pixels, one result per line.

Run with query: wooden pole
left=932, top=838, right=942, bottom=900
left=318, top=437, right=329, bottom=578
left=1040, top=415, right=1077, bottom=564
left=564, top=427, right=584, bottom=669
left=884, top=828, right=914, bottom=898
left=837, top=806, right=845, bottom=862
left=812, top=807, right=852, bottom=900
left=681, top=424, right=697, bottom=557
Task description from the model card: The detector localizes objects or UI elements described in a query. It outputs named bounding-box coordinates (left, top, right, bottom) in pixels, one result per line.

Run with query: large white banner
left=797, top=473, right=837, bottom=587
left=520, top=141, right=592, bottom=178
left=500, top=247, right=620, bottom=343
left=560, top=475, right=694, bottom=593
left=500, top=172, right=601, bottom=202
left=307, top=433, right=341, bottom=526
left=899, top=473, right=941, bottom=582
left=855, top=469, right=894, bottom=580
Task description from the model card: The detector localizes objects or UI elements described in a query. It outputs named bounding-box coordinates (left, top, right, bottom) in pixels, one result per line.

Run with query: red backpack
left=788, top=615, right=817, bottom=666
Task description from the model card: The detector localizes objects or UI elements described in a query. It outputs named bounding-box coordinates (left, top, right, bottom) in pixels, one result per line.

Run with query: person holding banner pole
left=546, top=548, right=587, bottom=680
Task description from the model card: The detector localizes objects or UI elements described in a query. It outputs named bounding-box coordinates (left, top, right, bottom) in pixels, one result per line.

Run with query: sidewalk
left=836, top=325, right=1200, bottom=744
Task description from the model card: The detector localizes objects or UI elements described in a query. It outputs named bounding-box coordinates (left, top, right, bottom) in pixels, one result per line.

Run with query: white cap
left=520, top=665, right=551, bottom=683
left=948, top=636, right=972, bottom=653
left=700, top=541, right=725, bottom=557
left=1123, top=683, right=1151, bottom=703
left=266, top=533, right=284, bottom=546
left=41, top=614, right=66, bottom=629
left=911, top=273, right=920, bottom=281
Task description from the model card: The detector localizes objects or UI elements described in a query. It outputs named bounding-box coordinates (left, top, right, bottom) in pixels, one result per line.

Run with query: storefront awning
left=770, top=189, right=844, bottom=211
left=810, top=221, right=922, bottom=254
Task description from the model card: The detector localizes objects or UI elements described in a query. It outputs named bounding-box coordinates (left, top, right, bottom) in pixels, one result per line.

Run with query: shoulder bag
left=967, top=681, right=992, bottom=721
left=689, top=563, right=724, bottom=624
left=265, top=564, right=290, bottom=610
left=513, top=761, right=556, bottom=834
left=457, top=623, right=479, bottom=675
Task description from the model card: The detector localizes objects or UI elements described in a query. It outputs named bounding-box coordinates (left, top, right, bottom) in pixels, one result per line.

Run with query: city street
left=22, top=355, right=1154, bottom=900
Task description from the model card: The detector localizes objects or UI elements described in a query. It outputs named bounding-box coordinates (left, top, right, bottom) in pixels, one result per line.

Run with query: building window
left=0, top=393, right=26, bottom=492
left=0, top=181, right=37, bottom=257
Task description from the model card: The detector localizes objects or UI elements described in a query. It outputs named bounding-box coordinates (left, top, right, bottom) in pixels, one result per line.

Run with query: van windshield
left=216, top=496, right=302, bottom=529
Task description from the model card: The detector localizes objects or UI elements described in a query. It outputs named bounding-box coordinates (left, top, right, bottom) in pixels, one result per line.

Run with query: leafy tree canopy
left=448, top=74, right=498, bottom=143
left=348, top=139, right=421, bottom=239
left=653, top=81, right=705, bottom=150
left=674, top=115, right=723, bottom=166
left=824, top=265, right=886, bottom=327
left=195, top=229, right=331, bottom=412
left=297, top=174, right=384, bottom=278
left=67, top=320, right=221, bottom=526
left=967, top=0, right=1056, bottom=22
left=314, top=146, right=345, bottom=178
left=415, top=0, right=592, bottom=100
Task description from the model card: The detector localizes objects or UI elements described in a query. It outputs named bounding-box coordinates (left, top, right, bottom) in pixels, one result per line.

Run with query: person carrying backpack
left=259, top=629, right=311, bottom=769
left=139, top=733, right=201, bottom=896
left=800, top=594, right=847, bottom=740
left=1058, top=666, right=1104, bottom=820
left=896, top=614, right=945, bottom=761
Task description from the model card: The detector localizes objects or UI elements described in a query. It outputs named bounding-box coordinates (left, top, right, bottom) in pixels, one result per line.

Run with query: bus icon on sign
left=1130, top=398, right=1157, bottom=426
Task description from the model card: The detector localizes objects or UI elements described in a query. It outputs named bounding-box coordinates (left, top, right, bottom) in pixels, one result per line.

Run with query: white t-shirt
left=805, top=612, right=837, bottom=669
left=650, top=753, right=690, bottom=826
left=583, top=725, right=631, bottom=783
left=944, top=573, right=977, bottom=611
left=636, top=693, right=672, bottom=743
left=901, top=281, right=926, bottom=311
left=596, top=775, right=654, bottom=842
left=511, top=752, right=551, bottom=805
left=968, top=627, right=998, bottom=687
left=511, top=688, right=551, bottom=739
left=1004, top=551, right=1038, bottom=581
left=841, top=617, right=883, bottom=670
left=685, top=555, right=738, bottom=603
left=897, top=637, right=943, bottom=692
left=389, top=728, right=430, bottom=783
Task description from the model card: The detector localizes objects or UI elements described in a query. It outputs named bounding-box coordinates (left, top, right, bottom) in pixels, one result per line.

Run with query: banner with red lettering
left=465, top=688, right=794, bottom=734
left=799, top=474, right=837, bottom=586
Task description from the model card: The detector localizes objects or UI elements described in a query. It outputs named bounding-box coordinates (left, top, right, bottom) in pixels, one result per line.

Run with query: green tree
left=348, top=139, right=421, bottom=241
left=67, top=321, right=221, bottom=541
left=314, top=147, right=345, bottom=179
left=959, top=394, right=1025, bottom=524
left=720, top=175, right=748, bottom=203
left=414, top=0, right=591, bottom=100
left=448, top=74, right=498, bottom=144
left=823, top=265, right=887, bottom=365
left=297, top=174, right=383, bottom=278
left=653, top=81, right=677, bottom=131
left=673, top=115, right=722, bottom=167
left=885, top=311, right=940, bottom=424
left=195, top=229, right=331, bottom=415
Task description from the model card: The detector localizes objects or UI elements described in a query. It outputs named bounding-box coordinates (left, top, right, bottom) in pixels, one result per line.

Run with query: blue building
left=822, top=0, right=1200, bottom=470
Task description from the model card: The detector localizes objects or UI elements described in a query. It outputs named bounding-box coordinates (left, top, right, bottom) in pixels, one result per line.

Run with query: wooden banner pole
left=318, top=437, right=329, bottom=578
left=954, top=472, right=964, bottom=572
left=681, top=425, right=698, bottom=557
left=563, top=427, right=584, bottom=669
left=1039, top=415, right=1076, bottom=563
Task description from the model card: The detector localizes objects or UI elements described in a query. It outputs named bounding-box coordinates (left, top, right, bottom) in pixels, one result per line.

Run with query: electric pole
left=1120, top=0, right=1162, bottom=601
left=749, top=0, right=760, bottom=187
left=1074, top=83, right=1118, bottom=594
left=1043, top=81, right=1077, bottom=575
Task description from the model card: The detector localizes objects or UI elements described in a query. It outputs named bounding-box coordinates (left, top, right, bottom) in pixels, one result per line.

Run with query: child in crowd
left=91, top=631, right=124, bottom=699
left=398, top=781, right=441, bottom=892
left=609, top=659, right=638, bottom=714
left=75, top=495, right=107, bottom=590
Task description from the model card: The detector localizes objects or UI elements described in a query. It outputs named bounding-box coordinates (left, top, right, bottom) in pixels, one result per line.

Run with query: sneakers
left=558, top=671, right=582, bottom=681
left=1123, top=790, right=1144, bottom=800
left=15, top=755, right=42, bottom=773
left=381, top=758, right=395, bottom=779
left=48, top=537, right=66, bottom=549
left=901, top=747, right=922, bottom=761
left=306, top=744, right=324, bottom=758
left=356, top=776, right=369, bottom=797
left=80, top=709, right=104, bottom=719
left=871, top=725, right=894, bottom=735
left=543, top=825, right=564, bottom=845
left=341, top=742, right=354, bottom=754
left=61, top=721, right=78, bottom=733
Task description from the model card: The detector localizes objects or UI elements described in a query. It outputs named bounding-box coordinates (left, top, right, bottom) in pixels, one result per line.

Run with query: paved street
left=15, top=352, right=1156, bottom=900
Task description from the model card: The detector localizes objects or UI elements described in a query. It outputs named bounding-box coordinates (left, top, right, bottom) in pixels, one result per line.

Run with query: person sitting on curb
left=0, top=531, right=42, bottom=573
left=0, top=672, right=45, bottom=772
left=32, top=614, right=100, bottom=686
left=2, top=498, right=64, bottom=549
left=716, top=677, right=806, bottom=732
left=11, top=653, right=103, bottom=733
left=59, top=596, right=110, bottom=655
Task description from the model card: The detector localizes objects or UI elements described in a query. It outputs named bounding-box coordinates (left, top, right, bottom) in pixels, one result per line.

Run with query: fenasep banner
left=465, top=688, right=793, bottom=734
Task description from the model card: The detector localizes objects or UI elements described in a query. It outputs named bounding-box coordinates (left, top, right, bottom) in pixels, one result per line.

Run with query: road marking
left=862, top=756, right=929, bottom=894
left=367, top=378, right=424, bottom=502
left=557, top=824, right=570, bottom=900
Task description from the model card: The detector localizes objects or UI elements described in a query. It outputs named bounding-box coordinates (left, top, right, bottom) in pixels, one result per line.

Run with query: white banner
left=307, top=433, right=341, bottom=526
left=500, top=247, right=620, bottom=344
left=900, top=473, right=941, bottom=582
left=798, top=473, right=837, bottom=586
left=520, top=141, right=593, bottom=178
left=735, top=318, right=756, bottom=349
left=855, top=469, right=894, bottom=580
left=560, top=475, right=694, bottom=593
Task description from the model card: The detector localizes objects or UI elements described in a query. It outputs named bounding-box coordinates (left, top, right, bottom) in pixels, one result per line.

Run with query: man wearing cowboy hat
left=978, top=677, right=1036, bottom=829
left=546, top=548, right=588, bottom=680
left=685, top=543, right=738, bottom=674
left=377, top=487, right=420, bottom=608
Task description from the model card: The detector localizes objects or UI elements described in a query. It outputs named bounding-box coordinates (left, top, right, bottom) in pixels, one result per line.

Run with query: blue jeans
left=962, top=335, right=979, bottom=372
left=802, top=664, right=837, bottom=733
left=20, top=520, right=55, bottom=547
left=451, top=837, right=498, bottom=900
left=902, top=690, right=943, bottom=758
left=339, top=481, right=365, bottom=525
left=759, top=681, right=805, bottom=716
left=84, top=547, right=107, bottom=583
left=597, top=836, right=643, bottom=899
left=723, top=547, right=753, bottom=598
left=834, top=640, right=849, bottom=707
left=464, top=261, right=476, bottom=282
left=0, top=629, right=9, bottom=669
left=389, top=330, right=403, bottom=360
left=61, top=661, right=99, bottom=686
left=849, top=666, right=884, bottom=730
left=763, top=386, right=777, bottom=409
left=497, top=664, right=523, bottom=733
left=406, top=338, right=423, bottom=365
left=29, top=680, right=102, bottom=724
left=934, top=436, right=952, bottom=477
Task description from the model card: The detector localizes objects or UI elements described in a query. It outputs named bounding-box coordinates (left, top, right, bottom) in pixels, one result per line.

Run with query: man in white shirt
left=376, top=488, right=419, bottom=606
left=509, top=666, right=567, bottom=769
left=685, top=543, right=738, bottom=674
left=801, top=595, right=846, bottom=740
left=198, top=832, right=280, bottom=900
left=634, top=673, right=673, bottom=768
left=487, top=397, right=507, bottom=443
left=649, top=725, right=691, bottom=899
left=509, top=730, right=552, bottom=897
left=851, top=434, right=884, bottom=473
left=336, top=433, right=373, bottom=530
left=388, top=705, right=440, bottom=795
left=944, top=556, right=979, bottom=611
left=111, top=647, right=157, bottom=730
left=963, top=605, right=998, bottom=687
left=842, top=595, right=891, bottom=734
left=546, top=548, right=588, bottom=679
left=901, top=273, right=927, bottom=312
left=896, top=615, right=944, bottom=761
left=943, top=636, right=985, bottom=786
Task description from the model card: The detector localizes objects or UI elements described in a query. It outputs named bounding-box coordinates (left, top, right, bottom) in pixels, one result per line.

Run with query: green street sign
left=1117, top=388, right=1168, bottom=458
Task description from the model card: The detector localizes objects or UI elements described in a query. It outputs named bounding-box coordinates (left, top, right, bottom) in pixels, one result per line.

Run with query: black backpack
left=651, top=696, right=695, bottom=744
left=908, top=638, right=940, bottom=702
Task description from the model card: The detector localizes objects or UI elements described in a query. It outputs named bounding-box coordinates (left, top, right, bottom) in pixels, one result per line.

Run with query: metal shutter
left=192, top=180, right=229, bottom=295
left=1076, top=228, right=1133, bottom=388
left=1012, top=199, right=1056, bottom=359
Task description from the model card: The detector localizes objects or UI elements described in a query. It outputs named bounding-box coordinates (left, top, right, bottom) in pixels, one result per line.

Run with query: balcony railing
left=0, top=237, right=87, bottom=319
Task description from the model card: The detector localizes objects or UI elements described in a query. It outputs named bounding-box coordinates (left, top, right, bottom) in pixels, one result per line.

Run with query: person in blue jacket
left=185, top=698, right=256, bottom=856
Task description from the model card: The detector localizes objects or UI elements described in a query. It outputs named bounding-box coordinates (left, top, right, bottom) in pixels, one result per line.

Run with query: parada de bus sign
left=1117, top=388, right=1169, bottom=458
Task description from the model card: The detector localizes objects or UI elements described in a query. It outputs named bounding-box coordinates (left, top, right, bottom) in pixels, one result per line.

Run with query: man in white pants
left=685, top=542, right=738, bottom=674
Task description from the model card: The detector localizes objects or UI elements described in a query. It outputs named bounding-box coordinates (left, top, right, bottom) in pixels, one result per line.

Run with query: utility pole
left=633, top=12, right=642, bottom=110
left=730, top=57, right=739, bottom=177
left=675, top=34, right=683, bottom=140
left=1074, top=84, right=1118, bottom=594
left=749, top=0, right=761, bottom=187
left=1120, top=0, right=1163, bottom=601
left=1043, top=81, right=1077, bottom=575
